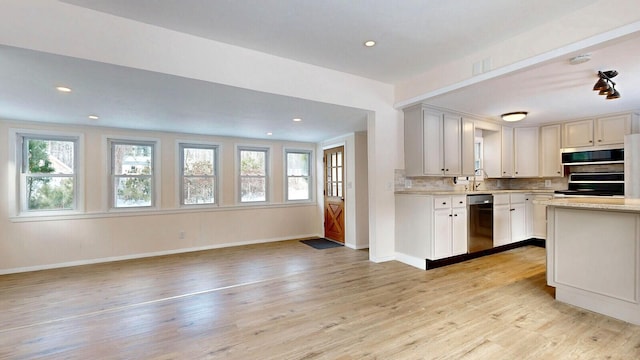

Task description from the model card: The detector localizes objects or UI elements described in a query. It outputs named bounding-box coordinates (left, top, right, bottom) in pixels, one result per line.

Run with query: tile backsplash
left=395, top=169, right=568, bottom=192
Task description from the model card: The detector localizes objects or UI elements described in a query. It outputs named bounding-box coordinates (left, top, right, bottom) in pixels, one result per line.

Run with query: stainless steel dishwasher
left=467, top=194, right=493, bottom=253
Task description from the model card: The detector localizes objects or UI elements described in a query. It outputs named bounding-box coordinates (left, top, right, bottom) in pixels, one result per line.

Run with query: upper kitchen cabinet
left=514, top=127, right=539, bottom=177
left=540, top=124, right=562, bottom=177
left=562, top=115, right=630, bottom=148
left=403, top=105, right=474, bottom=177
left=483, top=126, right=514, bottom=178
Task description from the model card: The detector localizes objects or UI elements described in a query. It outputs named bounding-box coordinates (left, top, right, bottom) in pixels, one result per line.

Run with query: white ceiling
left=1, top=1, right=639, bottom=141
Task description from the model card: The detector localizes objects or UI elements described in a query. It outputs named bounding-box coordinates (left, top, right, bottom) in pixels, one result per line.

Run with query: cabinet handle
left=459, top=201, right=463, bottom=204
left=510, top=208, right=515, bottom=211
left=589, top=140, right=593, bottom=143
left=442, top=202, right=447, bottom=205
left=449, top=214, right=453, bottom=217
left=454, top=214, right=458, bottom=217
left=445, top=169, right=449, bottom=172
left=526, top=198, right=529, bottom=201
left=515, top=171, right=519, bottom=174
left=598, top=139, right=602, bottom=142
left=441, top=168, right=445, bottom=171
left=557, top=171, right=561, bottom=174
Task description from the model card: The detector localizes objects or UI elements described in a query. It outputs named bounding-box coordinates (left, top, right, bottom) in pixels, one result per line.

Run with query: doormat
left=300, top=238, right=344, bottom=249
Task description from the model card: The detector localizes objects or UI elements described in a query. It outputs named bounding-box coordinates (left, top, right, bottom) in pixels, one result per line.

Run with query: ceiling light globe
left=501, top=111, right=528, bottom=122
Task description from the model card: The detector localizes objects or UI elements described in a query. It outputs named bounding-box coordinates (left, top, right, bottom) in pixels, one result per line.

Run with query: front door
left=324, top=146, right=345, bottom=243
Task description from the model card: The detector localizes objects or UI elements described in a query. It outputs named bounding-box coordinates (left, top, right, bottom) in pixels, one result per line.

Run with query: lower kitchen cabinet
left=395, top=194, right=467, bottom=264
left=526, top=193, right=553, bottom=239
left=493, top=193, right=526, bottom=247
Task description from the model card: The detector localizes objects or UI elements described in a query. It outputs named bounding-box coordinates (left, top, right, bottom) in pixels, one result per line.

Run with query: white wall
left=0, top=1, right=401, bottom=263
left=0, top=119, right=323, bottom=274
left=396, top=1, right=640, bottom=106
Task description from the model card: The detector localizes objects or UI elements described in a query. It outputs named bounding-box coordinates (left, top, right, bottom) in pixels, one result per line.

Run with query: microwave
left=561, top=148, right=624, bottom=165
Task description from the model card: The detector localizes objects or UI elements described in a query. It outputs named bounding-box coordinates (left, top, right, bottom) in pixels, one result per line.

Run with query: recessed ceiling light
left=56, top=86, right=72, bottom=93
left=364, top=40, right=376, bottom=47
left=292, top=118, right=302, bottom=122
left=88, top=115, right=99, bottom=120
left=266, top=132, right=273, bottom=136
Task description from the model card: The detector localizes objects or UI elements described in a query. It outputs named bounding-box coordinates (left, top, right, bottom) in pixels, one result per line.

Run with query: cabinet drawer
left=434, top=197, right=451, bottom=209
left=493, top=194, right=510, bottom=205
left=451, top=195, right=466, bottom=208
left=510, top=193, right=526, bottom=204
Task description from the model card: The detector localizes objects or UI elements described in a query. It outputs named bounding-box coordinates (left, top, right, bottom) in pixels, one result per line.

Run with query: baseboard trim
left=0, top=233, right=322, bottom=275
left=425, top=238, right=545, bottom=270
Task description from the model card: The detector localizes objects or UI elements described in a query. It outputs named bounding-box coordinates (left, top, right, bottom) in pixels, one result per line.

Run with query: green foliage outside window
left=26, top=139, right=75, bottom=210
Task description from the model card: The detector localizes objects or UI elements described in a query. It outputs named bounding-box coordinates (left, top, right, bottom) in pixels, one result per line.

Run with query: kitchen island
left=540, top=197, right=640, bottom=325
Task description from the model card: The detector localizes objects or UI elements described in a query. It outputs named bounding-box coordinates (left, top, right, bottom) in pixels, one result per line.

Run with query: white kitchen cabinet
left=562, top=115, right=630, bottom=148
left=514, top=127, right=539, bottom=177
left=395, top=194, right=467, bottom=265
left=526, top=193, right=552, bottom=239
left=493, top=193, right=526, bottom=247
left=540, top=124, right=562, bottom=177
left=595, top=114, right=630, bottom=145
left=501, top=126, right=514, bottom=177
left=403, top=105, right=473, bottom=177
left=562, top=119, right=594, bottom=148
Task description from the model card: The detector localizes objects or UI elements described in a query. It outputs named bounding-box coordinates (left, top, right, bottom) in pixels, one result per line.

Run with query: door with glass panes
left=323, top=146, right=345, bottom=243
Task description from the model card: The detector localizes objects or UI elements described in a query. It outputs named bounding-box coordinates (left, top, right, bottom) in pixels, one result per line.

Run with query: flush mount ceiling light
left=292, top=118, right=302, bottom=122
left=593, top=70, right=620, bottom=100
left=88, top=115, right=99, bottom=120
left=568, top=54, right=591, bottom=65
left=56, top=86, right=72, bottom=93
left=364, top=40, right=376, bottom=47
left=501, top=111, right=528, bottom=122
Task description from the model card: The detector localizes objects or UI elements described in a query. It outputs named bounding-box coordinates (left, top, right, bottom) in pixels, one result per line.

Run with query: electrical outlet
left=544, top=180, right=552, bottom=188
left=179, top=230, right=185, bottom=239
left=405, top=179, right=412, bottom=188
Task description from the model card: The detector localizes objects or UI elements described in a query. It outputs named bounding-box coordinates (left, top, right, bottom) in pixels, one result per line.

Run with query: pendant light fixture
left=593, top=70, right=620, bottom=100
left=501, top=111, right=528, bottom=122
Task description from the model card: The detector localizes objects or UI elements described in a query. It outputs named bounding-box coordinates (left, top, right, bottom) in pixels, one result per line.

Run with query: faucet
left=472, top=168, right=488, bottom=191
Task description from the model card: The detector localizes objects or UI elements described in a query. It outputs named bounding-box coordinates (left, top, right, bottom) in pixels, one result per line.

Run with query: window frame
left=108, top=138, right=158, bottom=210
left=12, top=129, right=84, bottom=217
left=284, top=148, right=313, bottom=202
left=179, top=142, right=219, bottom=207
left=237, top=146, right=270, bottom=204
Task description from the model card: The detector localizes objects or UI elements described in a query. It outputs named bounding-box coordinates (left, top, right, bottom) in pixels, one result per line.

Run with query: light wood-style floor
left=1, top=241, right=639, bottom=359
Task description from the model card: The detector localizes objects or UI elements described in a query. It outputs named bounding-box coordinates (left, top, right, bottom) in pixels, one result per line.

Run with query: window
left=110, top=140, right=155, bottom=208
left=238, top=147, right=268, bottom=203
left=286, top=150, right=312, bottom=201
left=474, top=135, right=484, bottom=178
left=19, top=134, right=78, bottom=212
left=180, top=144, right=218, bottom=205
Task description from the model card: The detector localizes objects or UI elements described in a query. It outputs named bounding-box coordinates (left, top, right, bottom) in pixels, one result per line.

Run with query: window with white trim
left=238, top=147, right=269, bottom=203
left=180, top=143, right=218, bottom=205
left=109, top=139, right=156, bottom=208
left=18, top=134, right=78, bottom=212
left=285, top=149, right=312, bottom=201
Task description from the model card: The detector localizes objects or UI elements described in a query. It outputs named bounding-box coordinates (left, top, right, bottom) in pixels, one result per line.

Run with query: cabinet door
left=525, top=195, right=534, bottom=239
left=461, top=118, right=475, bottom=176
left=443, top=114, right=462, bottom=175
left=533, top=195, right=552, bottom=239
left=403, top=106, right=424, bottom=177
left=540, top=124, right=562, bottom=177
left=433, top=208, right=452, bottom=259
left=563, top=119, right=594, bottom=148
left=451, top=207, right=468, bottom=256
left=501, top=126, right=514, bottom=177
left=595, top=114, right=630, bottom=145
left=493, top=203, right=511, bottom=247
left=514, top=127, right=539, bottom=177
left=423, top=110, right=444, bottom=175
left=510, top=202, right=527, bottom=243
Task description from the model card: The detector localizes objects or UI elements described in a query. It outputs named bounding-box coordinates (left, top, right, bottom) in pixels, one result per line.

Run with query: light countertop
left=537, top=197, right=640, bottom=212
